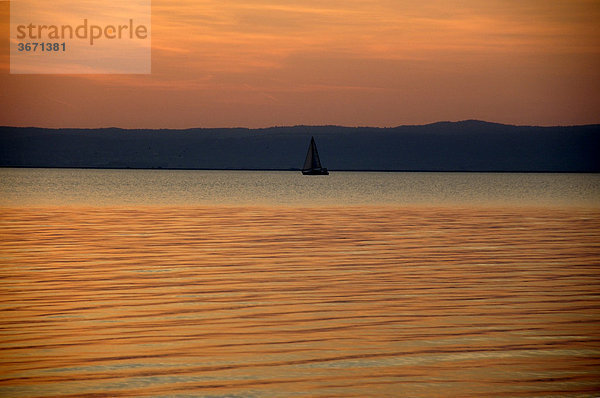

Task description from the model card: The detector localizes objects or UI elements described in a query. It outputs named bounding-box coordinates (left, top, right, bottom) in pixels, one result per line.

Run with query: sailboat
left=302, top=136, right=329, bottom=175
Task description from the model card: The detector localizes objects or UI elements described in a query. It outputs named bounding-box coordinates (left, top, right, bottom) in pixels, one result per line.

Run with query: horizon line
left=2, top=119, right=600, bottom=131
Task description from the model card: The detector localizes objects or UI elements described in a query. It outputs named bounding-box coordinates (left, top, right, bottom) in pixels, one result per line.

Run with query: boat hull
left=302, top=168, right=329, bottom=175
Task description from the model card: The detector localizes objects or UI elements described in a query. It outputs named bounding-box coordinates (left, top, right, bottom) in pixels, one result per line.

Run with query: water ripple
left=1, top=206, right=599, bottom=397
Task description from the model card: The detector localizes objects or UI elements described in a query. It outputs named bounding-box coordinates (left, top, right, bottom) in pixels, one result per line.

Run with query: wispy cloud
left=2, top=0, right=598, bottom=127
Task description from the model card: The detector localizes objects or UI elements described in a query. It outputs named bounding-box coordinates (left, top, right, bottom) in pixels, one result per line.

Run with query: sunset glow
left=1, top=0, right=599, bottom=128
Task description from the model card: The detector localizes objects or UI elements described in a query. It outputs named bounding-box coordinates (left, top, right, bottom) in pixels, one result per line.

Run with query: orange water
left=1, top=206, right=599, bottom=397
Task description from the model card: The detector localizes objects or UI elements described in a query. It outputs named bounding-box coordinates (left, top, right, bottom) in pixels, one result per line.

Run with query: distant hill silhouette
left=1, top=121, right=598, bottom=172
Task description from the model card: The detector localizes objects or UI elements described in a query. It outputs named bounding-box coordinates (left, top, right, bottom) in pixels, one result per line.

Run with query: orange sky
left=1, top=0, right=599, bottom=128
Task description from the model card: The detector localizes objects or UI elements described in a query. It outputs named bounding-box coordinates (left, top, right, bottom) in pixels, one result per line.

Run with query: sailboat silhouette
left=302, top=136, right=329, bottom=175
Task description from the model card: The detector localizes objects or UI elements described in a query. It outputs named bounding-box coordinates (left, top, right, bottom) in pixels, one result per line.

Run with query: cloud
left=2, top=0, right=598, bottom=127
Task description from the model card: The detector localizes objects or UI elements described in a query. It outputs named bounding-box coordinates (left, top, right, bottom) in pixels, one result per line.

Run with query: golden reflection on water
left=1, top=206, right=599, bottom=397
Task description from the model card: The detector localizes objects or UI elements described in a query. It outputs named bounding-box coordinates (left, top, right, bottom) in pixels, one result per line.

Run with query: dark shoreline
left=2, top=121, right=599, bottom=172
left=2, top=166, right=598, bottom=174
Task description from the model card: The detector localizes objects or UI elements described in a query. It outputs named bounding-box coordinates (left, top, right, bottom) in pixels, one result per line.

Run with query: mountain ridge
left=1, top=121, right=599, bottom=172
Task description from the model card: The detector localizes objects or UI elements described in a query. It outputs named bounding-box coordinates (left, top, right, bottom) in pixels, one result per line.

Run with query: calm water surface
left=1, top=169, right=599, bottom=397
left=1, top=168, right=599, bottom=207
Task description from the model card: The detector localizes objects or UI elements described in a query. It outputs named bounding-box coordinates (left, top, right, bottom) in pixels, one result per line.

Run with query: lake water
left=1, top=168, right=600, bottom=208
left=1, top=169, right=599, bottom=397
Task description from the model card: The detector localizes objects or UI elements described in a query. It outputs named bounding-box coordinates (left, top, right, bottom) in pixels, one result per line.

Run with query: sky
left=0, top=0, right=599, bottom=128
